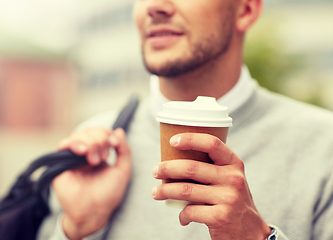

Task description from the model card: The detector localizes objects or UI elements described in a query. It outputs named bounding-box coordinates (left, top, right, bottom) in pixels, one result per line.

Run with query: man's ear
left=236, top=0, right=262, bottom=32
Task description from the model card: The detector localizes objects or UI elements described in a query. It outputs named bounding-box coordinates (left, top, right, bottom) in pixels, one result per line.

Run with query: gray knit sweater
left=39, top=85, right=333, bottom=240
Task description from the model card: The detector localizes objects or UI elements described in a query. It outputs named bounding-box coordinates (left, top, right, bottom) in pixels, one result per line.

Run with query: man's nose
left=147, top=0, right=175, bottom=19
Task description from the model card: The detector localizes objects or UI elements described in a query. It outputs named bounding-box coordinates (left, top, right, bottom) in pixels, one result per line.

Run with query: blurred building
left=0, top=59, right=76, bottom=131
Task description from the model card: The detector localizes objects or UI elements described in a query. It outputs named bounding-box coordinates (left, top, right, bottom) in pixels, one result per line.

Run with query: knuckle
left=225, top=193, right=239, bottom=206
left=209, top=137, right=222, bottom=151
left=234, top=159, right=245, bottom=172
left=229, top=173, right=246, bottom=192
left=180, top=183, right=193, bottom=197
left=225, top=151, right=236, bottom=164
left=185, top=161, right=199, bottom=176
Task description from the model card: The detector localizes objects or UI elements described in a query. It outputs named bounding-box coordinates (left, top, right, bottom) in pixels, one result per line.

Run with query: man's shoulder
left=253, top=86, right=333, bottom=153
left=258, top=87, right=333, bottom=127
left=246, top=87, right=333, bottom=166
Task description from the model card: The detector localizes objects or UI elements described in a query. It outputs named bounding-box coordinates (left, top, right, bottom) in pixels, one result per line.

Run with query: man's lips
left=148, top=29, right=183, bottom=37
left=146, top=28, right=184, bottom=49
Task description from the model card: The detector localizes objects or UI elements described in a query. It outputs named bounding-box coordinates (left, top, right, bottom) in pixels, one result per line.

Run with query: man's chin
left=142, top=50, right=189, bottom=77
left=143, top=56, right=197, bottom=78
left=144, top=64, right=186, bottom=78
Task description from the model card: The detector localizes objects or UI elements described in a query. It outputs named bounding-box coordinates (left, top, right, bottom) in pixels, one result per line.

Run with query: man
left=38, top=0, right=333, bottom=239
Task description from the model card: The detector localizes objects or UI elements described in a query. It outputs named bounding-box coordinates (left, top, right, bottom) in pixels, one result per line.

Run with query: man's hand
left=152, top=133, right=271, bottom=240
left=52, top=127, right=131, bottom=240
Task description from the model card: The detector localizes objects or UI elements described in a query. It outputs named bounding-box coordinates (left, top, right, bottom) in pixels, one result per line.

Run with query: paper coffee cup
left=156, top=96, right=232, bottom=208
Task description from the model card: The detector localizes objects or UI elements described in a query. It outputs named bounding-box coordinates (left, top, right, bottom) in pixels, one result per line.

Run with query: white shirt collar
left=149, top=65, right=257, bottom=118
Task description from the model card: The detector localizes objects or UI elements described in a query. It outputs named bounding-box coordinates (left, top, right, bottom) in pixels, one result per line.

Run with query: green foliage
left=243, top=21, right=328, bottom=109
left=244, top=27, right=304, bottom=94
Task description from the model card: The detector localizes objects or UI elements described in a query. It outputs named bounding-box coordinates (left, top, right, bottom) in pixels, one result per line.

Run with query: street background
left=0, top=0, right=332, bottom=196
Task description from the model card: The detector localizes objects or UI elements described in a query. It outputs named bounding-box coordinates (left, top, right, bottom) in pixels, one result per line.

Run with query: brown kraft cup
left=156, top=96, right=233, bottom=208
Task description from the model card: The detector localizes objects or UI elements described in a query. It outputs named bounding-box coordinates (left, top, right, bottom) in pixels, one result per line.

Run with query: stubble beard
left=142, top=10, right=234, bottom=78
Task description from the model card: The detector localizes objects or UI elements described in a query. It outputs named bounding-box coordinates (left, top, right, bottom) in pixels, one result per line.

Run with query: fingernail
left=153, top=165, right=159, bottom=178
left=109, top=136, right=119, bottom=145
left=152, top=186, right=157, bottom=198
left=170, top=135, right=181, bottom=146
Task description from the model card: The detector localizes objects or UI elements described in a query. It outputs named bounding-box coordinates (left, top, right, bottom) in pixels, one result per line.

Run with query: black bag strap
left=5, top=94, right=139, bottom=208
left=33, top=94, right=139, bottom=200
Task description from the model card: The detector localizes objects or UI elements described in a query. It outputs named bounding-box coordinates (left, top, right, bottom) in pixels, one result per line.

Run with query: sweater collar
left=149, top=65, right=257, bottom=119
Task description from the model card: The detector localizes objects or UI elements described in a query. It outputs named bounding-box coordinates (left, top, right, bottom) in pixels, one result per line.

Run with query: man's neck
left=158, top=45, right=242, bottom=102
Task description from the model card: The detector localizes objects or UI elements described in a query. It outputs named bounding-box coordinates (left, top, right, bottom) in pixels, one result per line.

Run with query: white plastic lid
left=156, top=96, right=232, bottom=127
